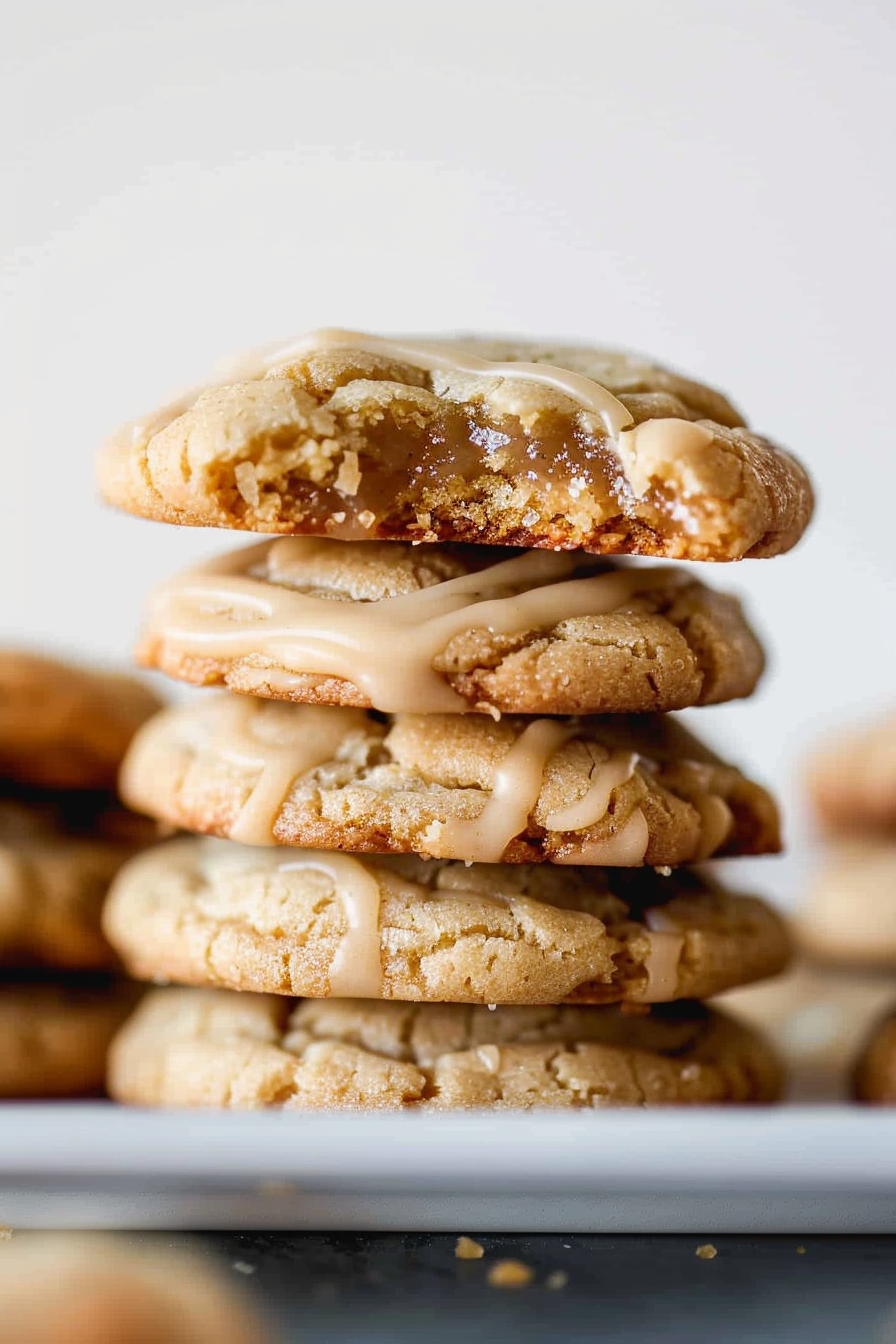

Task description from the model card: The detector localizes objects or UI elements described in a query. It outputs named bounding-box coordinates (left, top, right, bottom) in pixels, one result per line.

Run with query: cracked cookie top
left=97, top=330, right=814, bottom=561
left=107, top=988, right=784, bottom=1109
left=138, top=537, right=764, bottom=715
left=103, top=837, right=790, bottom=1005
left=119, top=696, right=781, bottom=866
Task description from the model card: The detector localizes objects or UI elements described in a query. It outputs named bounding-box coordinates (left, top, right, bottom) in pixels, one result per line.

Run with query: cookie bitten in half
left=97, top=330, right=813, bottom=562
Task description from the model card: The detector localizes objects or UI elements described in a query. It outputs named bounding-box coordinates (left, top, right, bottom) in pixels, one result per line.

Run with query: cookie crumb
left=487, top=1259, right=534, bottom=1288
left=334, top=451, right=362, bottom=496
left=255, top=1179, right=296, bottom=1195
left=476, top=1045, right=501, bottom=1073
left=234, top=461, right=260, bottom=508
left=232, top=1261, right=255, bottom=1275
left=796, top=1245, right=806, bottom=1255
left=455, top=1236, right=484, bottom=1261
left=655, top=865, right=672, bottom=877
left=0, top=1226, right=12, bottom=1242
left=545, top=1270, right=568, bottom=1290
left=695, top=1244, right=717, bottom=1260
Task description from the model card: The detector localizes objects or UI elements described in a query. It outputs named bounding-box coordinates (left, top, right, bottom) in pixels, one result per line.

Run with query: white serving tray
left=1, top=1104, right=895, bottom=1232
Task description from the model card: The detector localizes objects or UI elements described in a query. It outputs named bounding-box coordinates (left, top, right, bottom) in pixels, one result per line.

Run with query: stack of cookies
left=96, top=330, right=814, bottom=1111
left=0, top=651, right=160, bottom=1099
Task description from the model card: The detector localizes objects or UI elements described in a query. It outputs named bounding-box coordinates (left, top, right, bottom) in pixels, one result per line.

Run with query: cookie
left=721, top=962, right=896, bottom=1101
left=0, top=1238, right=268, bottom=1344
left=807, top=712, right=896, bottom=835
left=108, top=989, right=783, bottom=1110
left=0, top=978, right=136, bottom=1098
left=97, top=330, right=813, bottom=562
left=103, top=837, right=790, bottom=1005
left=0, top=650, right=162, bottom=791
left=119, top=696, right=781, bottom=866
left=139, top=537, right=764, bottom=716
left=0, top=787, right=167, bottom=848
left=0, top=800, right=132, bottom=970
left=797, top=840, right=896, bottom=968
left=854, top=1008, right=896, bottom=1104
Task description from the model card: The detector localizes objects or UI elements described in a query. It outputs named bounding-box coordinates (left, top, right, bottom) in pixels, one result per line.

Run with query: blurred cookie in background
left=729, top=706, right=896, bottom=1100
left=0, top=979, right=137, bottom=1099
left=796, top=839, right=896, bottom=969
left=0, top=650, right=163, bottom=1099
left=0, top=1235, right=272, bottom=1343
left=721, top=962, right=896, bottom=1101
left=854, top=1007, right=896, bottom=1103
left=0, top=799, right=142, bottom=972
left=0, top=650, right=162, bottom=793
left=806, top=710, right=896, bottom=837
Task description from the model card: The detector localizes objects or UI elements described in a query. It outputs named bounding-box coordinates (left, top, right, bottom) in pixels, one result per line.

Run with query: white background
left=2, top=0, right=894, bottom=902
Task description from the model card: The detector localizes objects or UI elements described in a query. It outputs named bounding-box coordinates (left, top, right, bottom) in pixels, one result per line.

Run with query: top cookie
left=0, top=649, right=162, bottom=792
left=97, top=330, right=814, bottom=561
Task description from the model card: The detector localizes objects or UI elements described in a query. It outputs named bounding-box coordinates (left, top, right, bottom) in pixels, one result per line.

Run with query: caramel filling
left=146, top=539, right=687, bottom=714
left=128, top=329, right=718, bottom=542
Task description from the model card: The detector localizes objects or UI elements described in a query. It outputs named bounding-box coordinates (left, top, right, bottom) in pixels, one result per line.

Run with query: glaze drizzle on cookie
left=230, top=329, right=638, bottom=438
left=144, top=539, right=688, bottom=714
